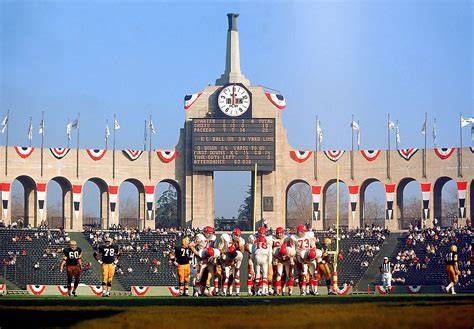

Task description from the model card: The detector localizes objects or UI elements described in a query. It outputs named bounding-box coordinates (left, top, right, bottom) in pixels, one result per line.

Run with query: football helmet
left=450, top=245, right=457, bottom=252
left=203, top=226, right=215, bottom=238
left=276, top=227, right=284, bottom=239
left=297, top=225, right=306, bottom=237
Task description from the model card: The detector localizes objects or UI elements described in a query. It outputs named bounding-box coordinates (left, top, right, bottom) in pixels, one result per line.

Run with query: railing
left=214, top=219, right=252, bottom=231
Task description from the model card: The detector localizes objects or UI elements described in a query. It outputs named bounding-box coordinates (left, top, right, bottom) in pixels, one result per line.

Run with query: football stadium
left=1, top=2, right=473, bottom=328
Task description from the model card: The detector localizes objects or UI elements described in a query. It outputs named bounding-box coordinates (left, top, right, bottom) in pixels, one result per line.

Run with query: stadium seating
left=0, top=229, right=99, bottom=289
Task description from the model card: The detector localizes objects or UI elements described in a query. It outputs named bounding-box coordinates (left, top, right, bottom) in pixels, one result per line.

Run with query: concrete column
left=100, top=189, right=108, bottom=229
left=64, top=189, right=72, bottom=230
left=26, top=187, right=36, bottom=227
left=139, top=190, right=145, bottom=229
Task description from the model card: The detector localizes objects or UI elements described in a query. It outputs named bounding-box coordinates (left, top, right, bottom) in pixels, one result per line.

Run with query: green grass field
left=0, top=294, right=472, bottom=329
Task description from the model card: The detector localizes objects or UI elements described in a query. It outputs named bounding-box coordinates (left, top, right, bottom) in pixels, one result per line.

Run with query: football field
left=0, top=294, right=472, bottom=329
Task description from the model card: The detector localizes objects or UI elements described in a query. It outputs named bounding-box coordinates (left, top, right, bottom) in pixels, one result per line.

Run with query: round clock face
left=217, top=84, right=251, bottom=117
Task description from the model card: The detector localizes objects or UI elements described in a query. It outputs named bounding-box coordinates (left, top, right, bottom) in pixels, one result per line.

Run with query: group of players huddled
left=170, top=225, right=334, bottom=297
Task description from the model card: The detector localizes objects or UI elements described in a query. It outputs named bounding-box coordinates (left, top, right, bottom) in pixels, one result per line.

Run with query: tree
left=324, top=183, right=348, bottom=228
left=364, top=196, right=385, bottom=223
left=155, top=185, right=178, bottom=228
left=286, top=183, right=312, bottom=229
left=238, top=185, right=253, bottom=221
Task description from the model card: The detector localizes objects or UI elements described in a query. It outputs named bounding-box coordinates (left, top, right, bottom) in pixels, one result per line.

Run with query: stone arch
left=322, top=179, right=349, bottom=230
left=10, top=175, right=37, bottom=228
left=359, top=178, right=385, bottom=228
left=119, top=178, right=145, bottom=229
left=285, top=179, right=312, bottom=230
left=83, top=177, right=108, bottom=229
left=47, top=176, right=73, bottom=229
left=155, top=179, right=182, bottom=229
left=433, top=176, right=457, bottom=227
left=396, top=178, right=422, bottom=229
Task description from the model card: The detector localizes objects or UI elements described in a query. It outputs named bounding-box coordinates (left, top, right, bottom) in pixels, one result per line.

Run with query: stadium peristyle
left=0, top=12, right=472, bottom=329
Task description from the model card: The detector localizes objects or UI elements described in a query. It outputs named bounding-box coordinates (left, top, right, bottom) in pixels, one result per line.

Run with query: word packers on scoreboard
left=192, top=118, right=275, bottom=171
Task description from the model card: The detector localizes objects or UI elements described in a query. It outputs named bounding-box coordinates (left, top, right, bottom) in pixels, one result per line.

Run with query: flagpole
left=335, top=162, right=340, bottom=274
left=351, top=115, right=354, bottom=180
left=314, top=115, right=318, bottom=180
left=76, top=113, right=80, bottom=178
left=423, top=112, right=427, bottom=178
left=459, top=112, right=462, bottom=177
left=113, top=114, right=116, bottom=179
left=148, top=115, right=152, bottom=180
left=387, top=113, right=391, bottom=180
left=41, top=111, right=44, bottom=177
left=4, top=109, right=9, bottom=176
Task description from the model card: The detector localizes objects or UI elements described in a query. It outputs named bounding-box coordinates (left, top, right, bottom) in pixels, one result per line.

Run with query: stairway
left=355, top=232, right=404, bottom=291
left=69, top=232, right=124, bottom=291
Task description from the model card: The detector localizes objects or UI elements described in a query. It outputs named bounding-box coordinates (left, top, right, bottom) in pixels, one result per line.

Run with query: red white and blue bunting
left=86, top=149, right=107, bottom=161
left=376, top=285, right=394, bottom=294
left=145, top=186, right=155, bottom=220
left=1, top=183, right=10, bottom=221
left=90, top=286, right=103, bottom=296
left=14, top=146, right=35, bottom=159
left=312, top=186, right=321, bottom=221
left=0, top=283, right=5, bottom=295
left=398, top=148, right=418, bottom=161
left=184, top=92, right=203, bottom=110
left=157, top=150, right=178, bottom=163
left=50, top=148, right=70, bottom=159
left=57, top=285, right=71, bottom=296
left=123, top=149, right=143, bottom=161
left=132, top=286, right=150, bottom=297
left=385, top=184, right=395, bottom=220
left=324, top=150, right=345, bottom=162
left=28, top=284, right=46, bottom=296
left=265, top=92, right=286, bottom=110
left=109, top=186, right=118, bottom=225
left=331, top=284, right=351, bottom=295
left=290, top=150, right=312, bottom=163
left=168, top=286, right=181, bottom=297
left=360, top=150, right=381, bottom=162
left=349, top=185, right=359, bottom=221
left=72, top=185, right=82, bottom=220
left=37, top=183, right=46, bottom=221
left=434, top=148, right=455, bottom=160
left=457, top=181, right=467, bottom=218
left=421, top=183, right=431, bottom=220
left=407, top=285, right=422, bottom=294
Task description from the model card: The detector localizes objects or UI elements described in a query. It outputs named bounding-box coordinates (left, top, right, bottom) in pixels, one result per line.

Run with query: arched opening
left=119, top=179, right=144, bottom=229
left=82, top=178, right=108, bottom=229
left=323, top=180, right=348, bottom=230
left=47, top=177, right=72, bottom=229
left=285, top=180, right=312, bottom=230
left=434, top=177, right=457, bottom=227
left=397, top=178, right=422, bottom=229
left=155, top=179, right=181, bottom=229
left=10, top=176, right=36, bottom=228
left=360, top=179, right=385, bottom=228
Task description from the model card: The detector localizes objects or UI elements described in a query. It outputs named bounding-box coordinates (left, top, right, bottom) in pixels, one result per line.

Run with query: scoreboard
left=192, top=118, right=275, bottom=171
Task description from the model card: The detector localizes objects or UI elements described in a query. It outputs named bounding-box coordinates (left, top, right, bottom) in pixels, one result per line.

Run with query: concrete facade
left=1, top=14, right=472, bottom=231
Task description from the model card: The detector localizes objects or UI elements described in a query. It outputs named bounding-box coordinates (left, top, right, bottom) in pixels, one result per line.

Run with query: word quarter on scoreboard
left=192, top=118, right=275, bottom=171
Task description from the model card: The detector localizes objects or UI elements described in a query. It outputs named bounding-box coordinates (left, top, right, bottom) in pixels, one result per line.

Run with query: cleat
left=72, top=290, right=77, bottom=297
left=301, top=291, right=306, bottom=296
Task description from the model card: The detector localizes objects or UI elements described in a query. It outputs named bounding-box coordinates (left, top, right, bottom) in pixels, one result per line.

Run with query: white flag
left=39, top=119, right=44, bottom=135
left=351, top=120, right=360, bottom=131
left=105, top=124, right=110, bottom=141
left=421, top=117, right=427, bottom=135
left=71, top=119, right=79, bottom=129
left=461, top=116, right=474, bottom=128
left=149, top=120, right=156, bottom=134
left=1, top=114, right=8, bottom=134
left=471, top=125, right=474, bottom=142
left=114, top=119, right=120, bottom=130
left=316, top=120, right=323, bottom=146
left=28, top=121, right=33, bottom=143
left=388, top=120, right=396, bottom=130
left=432, top=119, right=437, bottom=147
left=396, top=124, right=401, bottom=146
left=66, top=121, right=72, bottom=141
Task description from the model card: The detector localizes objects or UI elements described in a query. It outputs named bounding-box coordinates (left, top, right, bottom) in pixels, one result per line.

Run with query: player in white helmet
left=291, top=225, right=315, bottom=295
left=272, top=227, right=295, bottom=295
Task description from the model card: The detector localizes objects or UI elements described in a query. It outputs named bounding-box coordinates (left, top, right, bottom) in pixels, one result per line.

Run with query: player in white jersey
left=272, top=227, right=296, bottom=295
left=189, top=245, right=220, bottom=297
left=246, top=234, right=256, bottom=295
left=253, top=235, right=271, bottom=295
left=291, top=225, right=315, bottom=295
left=299, top=248, right=318, bottom=295
left=190, top=227, right=217, bottom=296
left=221, top=246, right=244, bottom=296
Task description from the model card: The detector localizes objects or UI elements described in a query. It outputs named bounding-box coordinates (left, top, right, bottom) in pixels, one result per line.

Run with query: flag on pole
left=39, top=118, right=44, bottom=135
left=471, top=125, right=474, bottom=142
left=28, top=120, right=33, bottom=143
left=1, top=114, right=8, bottom=134
left=351, top=120, right=360, bottom=148
left=396, top=124, right=401, bottom=146
left=149, top=120, right=156, bottom=134
left=461, top=116, right=474, bottom=128
left=71, top=119, right=79, bottom=129
left=432, top=118, right=437, bottom=147
left=105, top=123, right=110, bottom=142
left=66, top=121, right=72, bottom=141
left=421, top=117, right=427, bottom=135
left=317, top=120, right=323, bottom=146
left=114, top=119, right=120, bottom=130
left=388, top=120, right=396, bottom=130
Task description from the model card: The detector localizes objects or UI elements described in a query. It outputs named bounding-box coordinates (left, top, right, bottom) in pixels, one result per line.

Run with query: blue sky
left=1, top=1, right=472, bottom=218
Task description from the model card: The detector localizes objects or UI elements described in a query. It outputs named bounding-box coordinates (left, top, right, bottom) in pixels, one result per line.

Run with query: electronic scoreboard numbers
left=192, top=118, right=275, bottom=171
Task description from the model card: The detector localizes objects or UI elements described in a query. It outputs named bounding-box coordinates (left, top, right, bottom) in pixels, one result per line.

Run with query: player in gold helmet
left=444, top=245, right=460, bottom=294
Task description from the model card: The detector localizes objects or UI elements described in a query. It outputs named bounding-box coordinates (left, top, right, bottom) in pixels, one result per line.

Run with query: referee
left=379, top=256, right=393, bottom=294
left=170, top=237, right=193, bottom=296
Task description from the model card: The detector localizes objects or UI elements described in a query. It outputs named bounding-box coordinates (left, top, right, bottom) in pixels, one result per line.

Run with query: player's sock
left=235, top=281, right=241, bottom=294
left=275, top=280, right=281, bottom=295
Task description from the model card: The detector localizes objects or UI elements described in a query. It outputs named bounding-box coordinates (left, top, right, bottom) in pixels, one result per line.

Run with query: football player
left=221, top=245, right=244, bottom=296
left=246, top=234, right=256, bottom=295
left=444, top=245, right=460, bottom=294
left=190, top=245, right=220, bottom=297
left=273, top=236, right=296, bottom=296
left=254, top=235, right=271, bottom=295
left=291, top=225, right=315, bottom=295
left=170, top=237, right=193, bottom=296
left=316, top=237, right=334, bottom=294
left=272, top=227, right=291, bottom=295
left=60, top=240, right=82, bottom=297
left=94, top=237, right=120, bottom=297
left=298, top=247, right=318, bottom=296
